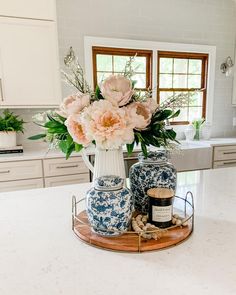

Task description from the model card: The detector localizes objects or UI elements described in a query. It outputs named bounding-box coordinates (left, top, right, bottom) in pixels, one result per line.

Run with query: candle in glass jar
left=147, top=187, right=174, bottom=228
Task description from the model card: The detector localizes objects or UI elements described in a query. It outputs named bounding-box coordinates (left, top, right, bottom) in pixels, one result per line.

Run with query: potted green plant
left=0, top=110, right=25, bottom=148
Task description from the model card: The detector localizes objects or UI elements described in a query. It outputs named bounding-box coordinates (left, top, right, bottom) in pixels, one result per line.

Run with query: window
left=86, top=37, right=215, bottom=125
left=92, top=46, right=152, bottom=90
left=157, top=51, right=208, bottom=124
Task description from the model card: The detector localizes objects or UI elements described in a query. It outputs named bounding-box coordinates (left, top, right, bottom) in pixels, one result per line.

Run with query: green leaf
left=165, top=129, right=177, bottom=140
left=135, top=132, right=145, bottom=143
left=59, top=134, right=81, bottom=159
left=46, top=113, right=58, bottom=122
left=126, top=142, right=135, bottom=156
left=59, top=140, right=68, bottom=154
left=75, top=143, right=83, bottom=152
left=47, top=128, right=67, bottom=134
left=44, top=120, right=64, bottom=129
left=141, top=132, right=151, bottom=146
left=66, top=143, right=75, bottom=159
left=28, top=134, right=46, bottom=140
left=141, top=142, right=148, bottom=158
left=134, top=134, right=139, bottom=145
left=131, top=80, right=137, bottom=88
left=162, top=134, right=167, bottom=145
left=168, top=109, right=180, bottom=119
left=151, top=137, right=161, bottom=147
left=56, top=114, right=67, bottom=123
left=153, top=109, right=173, bottom=121
left=151, top=121, right=162, bottom=133
left=95, top=85, right=104, bottom=100
left=66, top=134, right=73, bottom=146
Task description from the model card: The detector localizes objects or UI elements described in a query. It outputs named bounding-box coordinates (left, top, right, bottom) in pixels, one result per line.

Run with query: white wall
left=56, top=0, right=236, bottom=138
left=13, top=0, right=236, bottom=147
left=13, top=109, right=49, bottom=149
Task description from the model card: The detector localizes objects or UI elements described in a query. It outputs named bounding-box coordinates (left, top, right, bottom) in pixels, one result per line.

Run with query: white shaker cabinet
left=213, top=145, right=236, bottom=168
left=44, top=174, right=90, bottom=187
left=0, top=159, right=42, bottom=181
left=0, top=17, right=61, bottom=107
left=0, top=0, right=56, bottom=21
left=0, top=178, right=44, bottom=192
left=0, top=156, right=90, bottom=193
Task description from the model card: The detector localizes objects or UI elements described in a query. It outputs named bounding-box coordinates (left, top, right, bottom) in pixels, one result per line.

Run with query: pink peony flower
left=144, top=98, right=158, bottom=113
left=100, top=75, right=134, bottom=107
left=65, top=115, right=91, bottom=147
left=127, top=102, right=153, bottom=130
left=57, top=93, right=90, bottom=118
left=82, top=100, right=134, bottom=149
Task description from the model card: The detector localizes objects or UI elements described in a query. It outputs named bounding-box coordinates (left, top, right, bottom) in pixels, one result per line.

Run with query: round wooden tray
left=73, top=211, right=193, bottom=253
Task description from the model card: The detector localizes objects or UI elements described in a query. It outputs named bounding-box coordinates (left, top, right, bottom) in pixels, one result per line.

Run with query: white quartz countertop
left=0, top=168, right=236, bottom=295
left=1, top=137, right=236, bottom=162
left=181, top=137, right=236, bottom=147
left=0, top=147, right=75, bottom=162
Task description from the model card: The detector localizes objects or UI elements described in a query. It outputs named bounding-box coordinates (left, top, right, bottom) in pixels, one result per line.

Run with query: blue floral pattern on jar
left=86, top=175, right=133, bottom=236
left=129, top=151, right=177, bottom=214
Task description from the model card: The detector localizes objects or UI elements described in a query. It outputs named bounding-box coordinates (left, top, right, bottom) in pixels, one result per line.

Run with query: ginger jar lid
left=94, top=175, right=124, bottom=191
left=138, top=151, right=168, bottom=164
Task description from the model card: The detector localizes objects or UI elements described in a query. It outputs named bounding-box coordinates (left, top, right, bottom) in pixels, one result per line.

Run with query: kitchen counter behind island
left=0, top=168, right=236, bottom=295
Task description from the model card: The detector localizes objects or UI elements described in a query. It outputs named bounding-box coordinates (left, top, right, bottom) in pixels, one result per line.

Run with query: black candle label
left=152, top=205, right=172, bottom=222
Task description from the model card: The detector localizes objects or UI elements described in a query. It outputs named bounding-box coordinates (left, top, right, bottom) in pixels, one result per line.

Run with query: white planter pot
left=184, top=124, right=195, bottom=141
left=201, top=123, right=212, bottom=140
left=0, top=131, right=17, bottom=148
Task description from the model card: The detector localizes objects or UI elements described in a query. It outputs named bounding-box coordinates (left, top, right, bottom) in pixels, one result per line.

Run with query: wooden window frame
left=92, top=46, right=152, bottom=90
left=157, top=51, right=208, bottom=125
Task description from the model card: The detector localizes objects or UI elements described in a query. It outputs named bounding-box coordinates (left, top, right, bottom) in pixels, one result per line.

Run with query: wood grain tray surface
left=73, top=211, right=193, bottom=253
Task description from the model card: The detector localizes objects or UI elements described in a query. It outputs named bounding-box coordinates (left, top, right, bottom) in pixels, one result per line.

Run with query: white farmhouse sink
left=170, top=143, right=212, bottom=172
left=129, top=141, right=213, bottom=172
left=179, top=140, right=211, bottom=149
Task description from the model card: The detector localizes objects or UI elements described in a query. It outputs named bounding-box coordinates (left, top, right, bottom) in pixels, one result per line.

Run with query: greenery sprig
left=0, top=109, right=25, bottom=133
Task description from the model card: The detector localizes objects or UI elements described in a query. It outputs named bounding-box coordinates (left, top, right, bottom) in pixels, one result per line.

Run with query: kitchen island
left=0, top=168, right=236, bottom=295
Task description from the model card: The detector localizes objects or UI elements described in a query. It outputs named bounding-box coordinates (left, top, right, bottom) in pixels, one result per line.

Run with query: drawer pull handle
left=223, top=161, right=236, bottom=165
left=0, top=170, right=10, bottom=174
left=56, top=165, right=79, bottom=169
left=0, top=79, right=3, bottom=102
left=223, top=151, right=236, bottom=155
left=124, top=157, right=139, bottom=160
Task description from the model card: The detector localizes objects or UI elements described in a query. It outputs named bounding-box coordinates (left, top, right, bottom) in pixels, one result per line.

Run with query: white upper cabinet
left=0, top=17, right=61, bottom=107
left=0, top=0, right=56, bottom=20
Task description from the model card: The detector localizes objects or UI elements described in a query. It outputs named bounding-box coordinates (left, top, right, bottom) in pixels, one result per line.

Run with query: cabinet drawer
left=213, top=160, right=236, bottom=169
left=0, top=178, right=44, bottom=193
left=214, top=145, right=236, bottom=161
left=43, top=157, right=88, bottom=177
left=44, top=173, right=90, bottom=187
left=0, top=160, right=42, bottom=182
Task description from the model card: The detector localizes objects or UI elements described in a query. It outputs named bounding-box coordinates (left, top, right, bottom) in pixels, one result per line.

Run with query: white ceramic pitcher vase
left=81, top=147, right=126, bottom=182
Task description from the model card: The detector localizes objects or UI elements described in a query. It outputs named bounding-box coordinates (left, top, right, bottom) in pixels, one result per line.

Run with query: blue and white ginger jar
left=86, top=175, right=133, bottom=236
left=129, top=151, right=177, bottom=214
